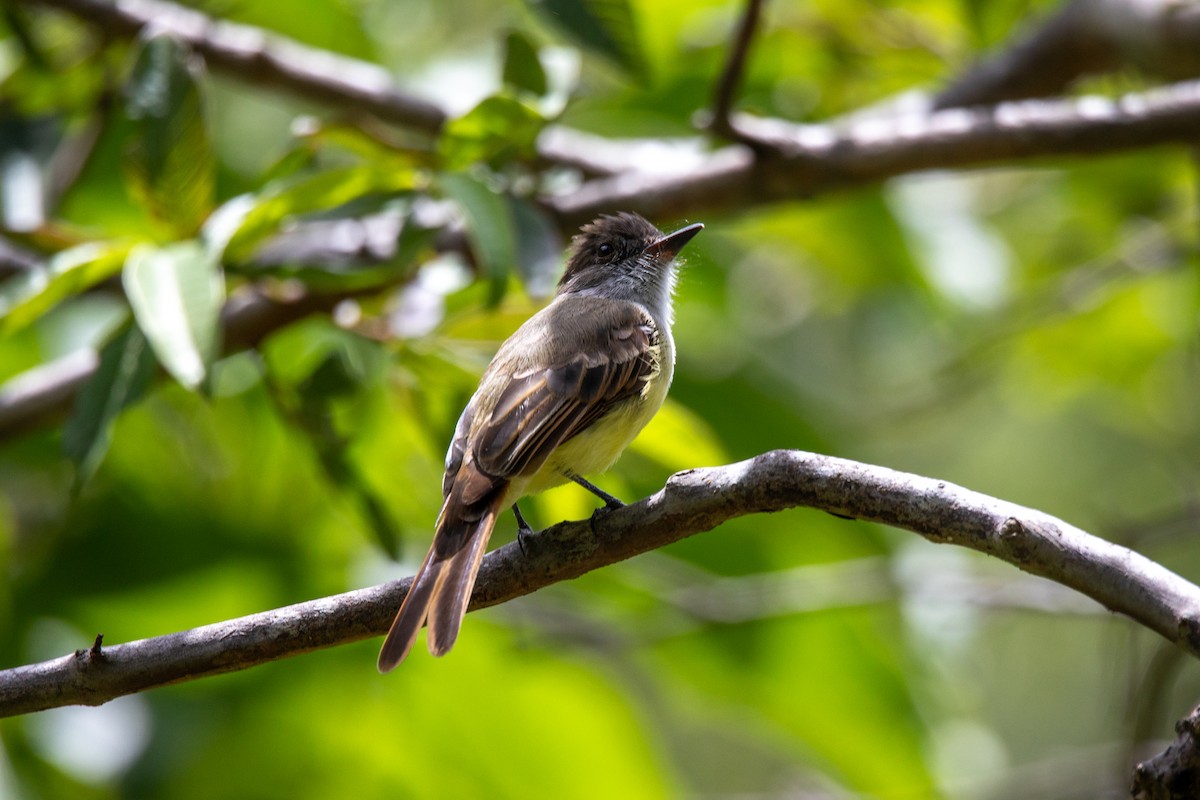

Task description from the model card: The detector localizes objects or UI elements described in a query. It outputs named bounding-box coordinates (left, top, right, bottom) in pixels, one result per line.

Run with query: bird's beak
left=645, top=222, right=703, bottom=260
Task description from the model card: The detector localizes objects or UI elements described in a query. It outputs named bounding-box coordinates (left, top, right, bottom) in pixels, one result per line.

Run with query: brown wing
left=472, top=301, right=659, bottom=480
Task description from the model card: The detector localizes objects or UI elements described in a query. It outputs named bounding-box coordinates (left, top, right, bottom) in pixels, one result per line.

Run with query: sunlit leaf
left=526, top=0, right=646, bottom=79
left=439, top=93, right=545, bottom=171
left=122, top=240, right=224, bottom=391
left=0, top=241, right=131, bottom=334
left=123, top=34, right=215, bottom=236
left=293, top=120, right=435, bottom=168
left=438, top=172, right=516, bottom=305
left=502, top=30, right=548, bottom=96
left=62, top=322, right=158, bottom=489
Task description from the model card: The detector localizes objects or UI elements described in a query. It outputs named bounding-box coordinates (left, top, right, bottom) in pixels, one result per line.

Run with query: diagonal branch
left=708, top=0, right=766, bottom=141
left=2, top=449, right=1198, bottom=717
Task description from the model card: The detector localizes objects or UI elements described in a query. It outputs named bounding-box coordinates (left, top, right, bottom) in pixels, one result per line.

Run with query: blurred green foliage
left=0, top=0, right=1198, bottom=798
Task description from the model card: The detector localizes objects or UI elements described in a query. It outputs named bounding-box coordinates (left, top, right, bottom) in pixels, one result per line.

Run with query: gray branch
left=1133, top=703, right=1200, bottom=799
left=547, top=80, right=1200, bottom=226
left=2, top=449, right=1198, bottom=717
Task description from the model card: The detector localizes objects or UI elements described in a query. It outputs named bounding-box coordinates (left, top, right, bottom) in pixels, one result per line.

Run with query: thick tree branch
left=548, top=80, right=1200, bottom=226
left=2, top=449, right=1197, bottom=717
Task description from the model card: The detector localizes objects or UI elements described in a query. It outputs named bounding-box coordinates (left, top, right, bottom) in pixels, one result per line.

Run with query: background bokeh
left=2, top=0, right=1199, bottom=798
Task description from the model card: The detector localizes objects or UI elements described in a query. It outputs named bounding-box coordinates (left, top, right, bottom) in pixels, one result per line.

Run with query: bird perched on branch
left=378, top=212, right=703, bottom=670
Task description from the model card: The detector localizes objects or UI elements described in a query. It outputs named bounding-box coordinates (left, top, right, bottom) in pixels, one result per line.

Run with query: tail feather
left=377, top=469, right=508, bottom=672
left=427, top=506, right=497, bottom=656
left=376, top=547, right=441, bottom=672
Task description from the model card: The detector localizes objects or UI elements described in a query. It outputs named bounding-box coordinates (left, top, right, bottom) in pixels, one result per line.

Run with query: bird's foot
left=512, top=503, right=535, bottom=556
left=567, top=472, right=624, bottom=510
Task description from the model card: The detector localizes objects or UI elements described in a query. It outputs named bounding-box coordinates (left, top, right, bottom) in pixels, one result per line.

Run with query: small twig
left=708, top=0, right=766, bottom=140
left=1, top=449, right=1198, bottom=717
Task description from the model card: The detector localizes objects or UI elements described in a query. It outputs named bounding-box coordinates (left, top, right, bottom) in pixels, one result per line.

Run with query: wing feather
left=473, top=300, right=658, bottom=479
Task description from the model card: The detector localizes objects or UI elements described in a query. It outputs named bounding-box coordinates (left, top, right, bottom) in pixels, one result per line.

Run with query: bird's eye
left=597, top=243, right=614, bottom=258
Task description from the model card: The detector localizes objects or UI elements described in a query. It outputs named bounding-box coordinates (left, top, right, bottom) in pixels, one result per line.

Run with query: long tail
left=377, top=466, right=507, bottom=672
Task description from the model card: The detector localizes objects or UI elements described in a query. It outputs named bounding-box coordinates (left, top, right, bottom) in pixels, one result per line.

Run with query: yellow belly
left=511, top=339, right=674, bottom=500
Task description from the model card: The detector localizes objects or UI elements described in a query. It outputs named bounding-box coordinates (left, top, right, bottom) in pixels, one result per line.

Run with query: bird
left=377, top=212, right=703, bottom=671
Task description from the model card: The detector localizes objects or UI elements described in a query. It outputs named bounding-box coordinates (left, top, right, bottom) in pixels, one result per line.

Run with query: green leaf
left=439, top=93, right=545, bottom=171
left=0, top=241, right=131, bottom=334
left=123, top=34, right=216, bottom=236
left=221, top=165, right=418, bottom=264
left=122, top=240, right=224, bottom=391
left=502, top=30, right=548, bottom=96
left=438, top=172, right=516, bottom=306
left=62, top=323, right=158, bottom=489
left=526, top=0, right=646, bottom=79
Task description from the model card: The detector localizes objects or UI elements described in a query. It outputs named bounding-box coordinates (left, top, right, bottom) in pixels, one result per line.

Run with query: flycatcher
left=377, top=212, right=702, bottom=671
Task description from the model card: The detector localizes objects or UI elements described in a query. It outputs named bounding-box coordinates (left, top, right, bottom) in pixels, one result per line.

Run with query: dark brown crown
left=560, top=212, right=664, bottom=286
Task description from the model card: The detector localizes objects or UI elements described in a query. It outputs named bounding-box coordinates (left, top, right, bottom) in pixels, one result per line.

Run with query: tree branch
left=24, top=0, right=447, bottom=133
left=0, top=283, right=355, bottom=438
left=547, top=80, right=1200, bottom=227
left=2, top=449, right=1197, bottom=717
left=1133, top=703, right=1200, bottom=799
